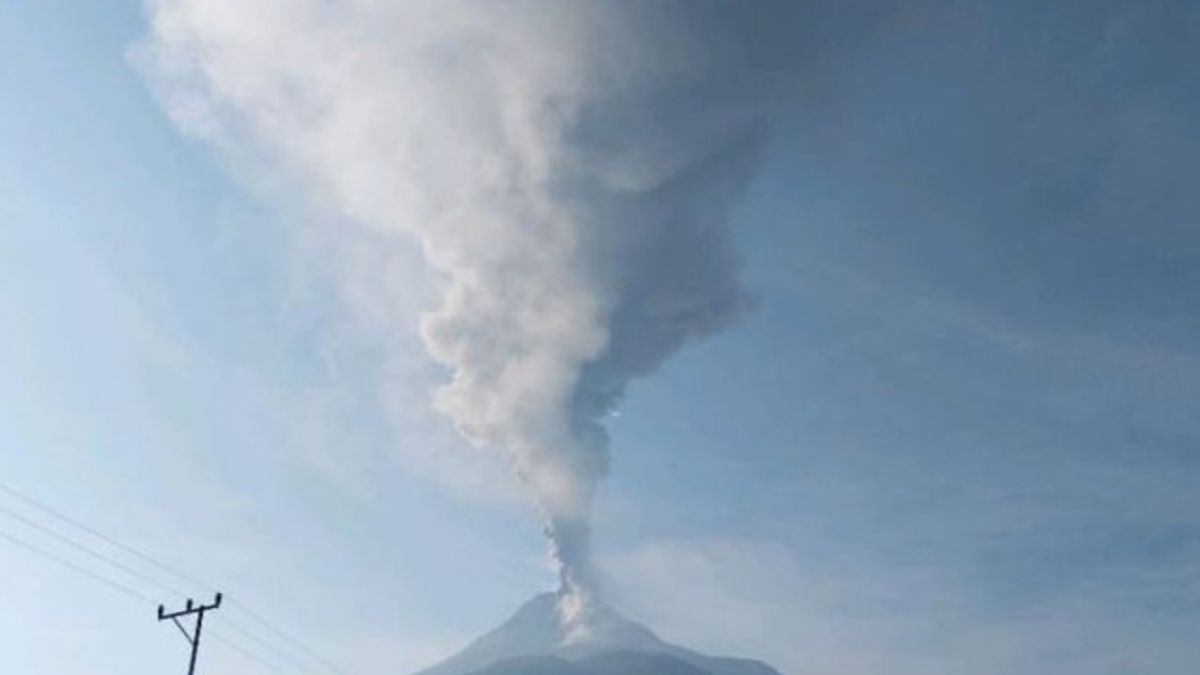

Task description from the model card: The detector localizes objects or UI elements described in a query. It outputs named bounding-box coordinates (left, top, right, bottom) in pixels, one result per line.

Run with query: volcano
left=416, top=593, right=783, bottom=675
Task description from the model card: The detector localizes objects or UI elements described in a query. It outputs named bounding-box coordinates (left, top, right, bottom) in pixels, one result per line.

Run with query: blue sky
left=2, top=2, right=1198, bottom=675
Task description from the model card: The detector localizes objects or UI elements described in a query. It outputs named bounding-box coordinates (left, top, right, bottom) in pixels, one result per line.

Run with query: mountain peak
left=414, top=592, right=783, bottom=675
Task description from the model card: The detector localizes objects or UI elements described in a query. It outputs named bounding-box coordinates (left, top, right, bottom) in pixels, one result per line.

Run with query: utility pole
left=158, top=592, right=222, bottom=675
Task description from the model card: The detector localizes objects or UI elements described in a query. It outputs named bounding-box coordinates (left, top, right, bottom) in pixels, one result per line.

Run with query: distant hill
left=416, top=592, right=783, bottom=675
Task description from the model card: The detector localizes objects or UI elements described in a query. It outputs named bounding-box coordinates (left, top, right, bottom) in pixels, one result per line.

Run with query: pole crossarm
left=159, top=593, right=222, bottom=620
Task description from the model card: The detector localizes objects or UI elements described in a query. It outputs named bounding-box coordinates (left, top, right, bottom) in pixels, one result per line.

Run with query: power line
left=0, top=498, right=317, bottom=672
left=0, top=481, right=341, bottom=671
left=219, top=613, right=325, bottom=673
left=0, top=527, right=156, bottom=603
left=227, top=600, right=349, bottom=675
left=0, top=482, right=347, bottom=674
left=0, top=481, right=213, bottom=590
left=0, top=522, right=300, bottom=674
left=211, top=632, right=293, bottom=675
left=0, top=502, right=185, bottom=599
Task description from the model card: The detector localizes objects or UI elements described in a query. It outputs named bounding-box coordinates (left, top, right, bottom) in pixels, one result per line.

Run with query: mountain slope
left=415, top=593, right=782, bottom=675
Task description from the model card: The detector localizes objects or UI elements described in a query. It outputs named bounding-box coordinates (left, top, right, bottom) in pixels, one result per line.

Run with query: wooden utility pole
left=158, top=593, right=222, bottom=675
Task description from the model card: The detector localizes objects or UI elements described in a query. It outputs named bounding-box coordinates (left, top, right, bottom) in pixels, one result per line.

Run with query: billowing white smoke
left=138, top=0, right=774, bottom=604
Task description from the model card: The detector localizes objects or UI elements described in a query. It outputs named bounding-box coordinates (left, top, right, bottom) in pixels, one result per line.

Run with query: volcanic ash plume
left=139, top=0, right=772, bottom=604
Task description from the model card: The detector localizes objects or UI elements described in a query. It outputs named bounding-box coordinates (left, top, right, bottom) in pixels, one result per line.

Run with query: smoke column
left=138, top=0, right=779, bottom=606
